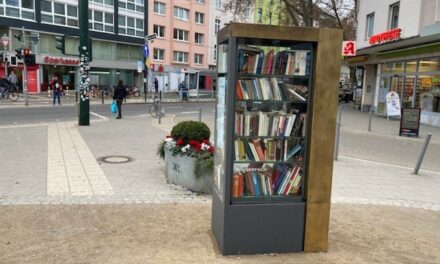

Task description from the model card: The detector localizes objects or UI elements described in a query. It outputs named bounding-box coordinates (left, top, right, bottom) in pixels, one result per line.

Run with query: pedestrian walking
left=7, top=71, right=18, bottom=91
left=50, top=76, right=62, bottom=105
left=154, top=77, right=159, bottom=94
left=113, top=80, right=127, bottom=119
left=179, top=81, right=188, bottom=101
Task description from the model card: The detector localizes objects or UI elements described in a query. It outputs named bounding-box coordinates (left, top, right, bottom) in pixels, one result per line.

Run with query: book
left=251, top=172, right=261, bottom=196
left=244, top=171, right=255, bottom=196
left=232, top=173, right=240, bottom=198
left=283, top=166, right=300, bottom=195
left=238, top=172, right=244, bottom=197
left=251, top=138, right=265, bottom=161
left=294, top=51, right=308, bottom=76
left=285, top=144, right=302, bottom=161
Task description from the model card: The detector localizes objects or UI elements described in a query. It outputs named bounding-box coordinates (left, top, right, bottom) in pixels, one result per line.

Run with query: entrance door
left=402, top=76, right=415, bottom=108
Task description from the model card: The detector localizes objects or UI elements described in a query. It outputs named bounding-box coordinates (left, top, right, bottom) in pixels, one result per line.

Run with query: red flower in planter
left=189, top=140, right=202, bottom=151
left=176, top=138, right=184, bottom=145
left=202, top=139, right=209, bottom=145
left=208, top=146, right=214, bottom=154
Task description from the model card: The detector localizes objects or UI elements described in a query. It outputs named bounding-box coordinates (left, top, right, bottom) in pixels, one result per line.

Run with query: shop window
left=416, top=75, right=440, bottom=112
left=405, top=61, right=417, bottom=73
left=436, top=0, right=440, bottom=21
left=383, top=62, right=404, bottom=74
left=365, top=12, right=375, bottom=39
left=389, top=2, right=399, bottom=29
left=418, top=58, right=440, bottom=73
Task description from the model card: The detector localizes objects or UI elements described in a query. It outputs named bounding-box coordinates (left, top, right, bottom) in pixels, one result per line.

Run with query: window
left=173, top=51, right=189, bottom=63
left=153, top=48, right=164, bottom=61
left=195, top=12, right=204, bottom=24
left=389, top=2, right=399, bottom=29
left=154, top=1, right=165, bottom=15
left=118, top=15, right=144, bottom=37
left=174, top=6, right=189, bottom=20
left=173, top=28, right=189, bottom=41
left=215, top=19, right=221, bottom=33
left=216, top=0, right=221, bottom=10
left=366, top=12, right=375, bottom=39
left=119, top=0, right=144, bottom=13
left=91, top=0, right=113, bottom=6
left=214, top=44, right=217, bottom=61
left=153, top=25, right=165, bottom=38
left=257, top=8, right=262, bottom=23
left=194, top=53, right=203, bottom=64
left=41, top=1, right=77, bottom=27
left=195, top=33, right=204, bottom=45
left=196, top=0, right=205, bottom=3
left=89, top=10, right=114, bottom=33
left=0, top=0, right=35, bottom=20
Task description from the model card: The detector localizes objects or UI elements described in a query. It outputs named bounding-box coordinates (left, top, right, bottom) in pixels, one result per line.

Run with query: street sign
left=145, top=33, right=157, bottom=41
left=399, top=108, right=421, bottom=138
left=342, top=41, right=356, bottom=56
left=1, top=36, right=10, bottom=48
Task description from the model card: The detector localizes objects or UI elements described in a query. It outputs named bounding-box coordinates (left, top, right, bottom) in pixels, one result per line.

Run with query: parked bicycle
left=126, top=86, right=140, bottom=98
left=149, top=94, right=166, bottom=118
left=0, top=78, right=19, bottom=102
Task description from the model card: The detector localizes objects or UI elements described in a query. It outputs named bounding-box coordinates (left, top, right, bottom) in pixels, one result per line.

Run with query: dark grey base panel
left=212, top=191, right=305, bottom=255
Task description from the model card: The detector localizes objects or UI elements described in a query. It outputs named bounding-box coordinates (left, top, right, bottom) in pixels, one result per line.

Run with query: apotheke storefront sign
left=369, top=28, right=401, bottom=45
left=43, top=56, right=80, bottom=65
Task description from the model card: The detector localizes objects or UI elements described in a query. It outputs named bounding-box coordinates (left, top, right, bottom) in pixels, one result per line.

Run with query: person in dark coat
left=154, top=77, right=159, bottom=93
left=113, top=80, right=127, bottom=119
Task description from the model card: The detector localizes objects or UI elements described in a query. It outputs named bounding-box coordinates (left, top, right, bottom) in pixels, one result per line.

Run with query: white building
left=348, top=0, right=440, bottom=127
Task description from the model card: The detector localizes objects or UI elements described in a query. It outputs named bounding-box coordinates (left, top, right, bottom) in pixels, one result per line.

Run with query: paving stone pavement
left=0, top=106, right=439, bottom=211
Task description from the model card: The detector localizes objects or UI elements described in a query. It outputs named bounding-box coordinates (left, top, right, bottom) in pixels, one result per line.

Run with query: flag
left=143, top=43, right=150, bottom=68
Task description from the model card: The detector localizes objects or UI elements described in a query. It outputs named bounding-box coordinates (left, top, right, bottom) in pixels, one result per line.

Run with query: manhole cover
left=97, top=155, right=133, bottom=164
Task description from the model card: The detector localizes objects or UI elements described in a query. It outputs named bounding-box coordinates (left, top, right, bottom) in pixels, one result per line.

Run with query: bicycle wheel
left=150, top=105, right=166, bottom=118
left=9, top=92, right=19, bottom=102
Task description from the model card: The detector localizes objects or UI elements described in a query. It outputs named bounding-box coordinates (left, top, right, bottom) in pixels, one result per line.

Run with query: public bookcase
left=211, top=23, right=342, bottom=255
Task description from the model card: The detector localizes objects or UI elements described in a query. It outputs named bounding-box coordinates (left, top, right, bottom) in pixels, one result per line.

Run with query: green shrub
left=171, top=121, right=210, bottom=143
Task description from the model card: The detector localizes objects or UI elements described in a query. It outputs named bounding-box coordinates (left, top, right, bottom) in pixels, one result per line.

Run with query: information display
left=399, top=108, right=421, bottom=137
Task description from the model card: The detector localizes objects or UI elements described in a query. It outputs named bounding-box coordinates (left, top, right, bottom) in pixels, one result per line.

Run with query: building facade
left=348, top=0, right=440, bottom=127
left=148, top=0, right=212, bottom=92
left=0, top=0, right=148, bottom=93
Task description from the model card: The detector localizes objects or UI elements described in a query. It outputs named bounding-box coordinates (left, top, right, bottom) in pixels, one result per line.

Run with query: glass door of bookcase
left=214, top=41, right=229, bottom=200
left=231, top=39, right=313, bottom=203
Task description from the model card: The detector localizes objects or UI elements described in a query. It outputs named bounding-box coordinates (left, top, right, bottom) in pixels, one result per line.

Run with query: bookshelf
left=211, top=23, right=342, bottom=255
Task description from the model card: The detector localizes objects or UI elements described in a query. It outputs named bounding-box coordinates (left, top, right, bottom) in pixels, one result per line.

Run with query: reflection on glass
left=416, top=75, right=440, bottom=112
left=214, top=76, right=227, bottom=194
left=217, top=44, right=228, bottom=74
left=405, top=61, right=417, bottom=73
left=418, top=58, right=440, bottom=72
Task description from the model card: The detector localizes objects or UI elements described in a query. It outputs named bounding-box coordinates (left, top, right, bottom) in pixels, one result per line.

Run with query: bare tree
left=223, top=0, right=357, bottom=40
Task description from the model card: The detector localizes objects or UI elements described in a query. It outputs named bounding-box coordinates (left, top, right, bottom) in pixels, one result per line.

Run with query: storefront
left=348, top=30, right=440, bottom=127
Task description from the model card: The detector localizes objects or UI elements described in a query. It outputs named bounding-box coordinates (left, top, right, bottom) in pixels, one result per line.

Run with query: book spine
left=251, top=172, right=261, bottom=196
left=232, top=173, right=240, bottom=198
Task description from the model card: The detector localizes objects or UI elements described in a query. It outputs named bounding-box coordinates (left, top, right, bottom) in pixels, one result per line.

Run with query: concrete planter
left=164, top=150, right=213, bottom=194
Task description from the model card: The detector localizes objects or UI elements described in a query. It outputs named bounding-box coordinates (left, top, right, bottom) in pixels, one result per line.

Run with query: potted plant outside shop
left=157, top=121, right=214, bottom=193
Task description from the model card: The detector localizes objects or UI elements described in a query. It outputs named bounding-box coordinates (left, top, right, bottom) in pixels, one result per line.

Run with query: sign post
left=78, top=0, right=90, bottom=126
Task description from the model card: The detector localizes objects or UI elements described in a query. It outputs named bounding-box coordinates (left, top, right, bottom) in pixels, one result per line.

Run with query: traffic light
left=54, top=35, right=65, bottom=54
left=15, top=48, right=23, bottom=59
left=23, top=48, right=35, bottom=66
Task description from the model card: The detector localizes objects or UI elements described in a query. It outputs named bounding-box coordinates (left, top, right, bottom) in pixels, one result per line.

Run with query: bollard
left=413, top=133, right=432, bottom=175
left=334, top=105, right=342, bottom=161
left=198, top=107, right=202, bottom=122
left=368, top=106, right=373, bottom=132
left=75, top=91, right=78, bottom=102
left=101, top=90, right=104, bottom=104
left=158, top=100, right=162, bottom=125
